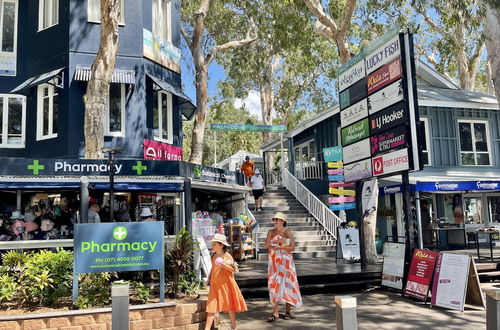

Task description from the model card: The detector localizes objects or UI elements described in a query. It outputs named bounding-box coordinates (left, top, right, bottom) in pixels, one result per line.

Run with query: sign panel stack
left=323, top=146, right=356, bottom=211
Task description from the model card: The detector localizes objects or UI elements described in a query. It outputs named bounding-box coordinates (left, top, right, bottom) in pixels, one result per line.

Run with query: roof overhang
left=74, top=67, right=136, bottom=84
left=11, top=68, right=65, bottom=94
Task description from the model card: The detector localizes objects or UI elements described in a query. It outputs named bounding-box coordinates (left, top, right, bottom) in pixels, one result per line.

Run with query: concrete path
left=217, top=288, right=487, bottom=329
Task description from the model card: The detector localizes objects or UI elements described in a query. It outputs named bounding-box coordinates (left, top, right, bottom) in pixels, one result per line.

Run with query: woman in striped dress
left=265, top=212, right=303, bottom=322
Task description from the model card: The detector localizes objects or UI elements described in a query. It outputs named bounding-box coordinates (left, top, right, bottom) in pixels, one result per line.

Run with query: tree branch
left=338, top=0, right=357, bottom=41
left=180, top=27, right=193, bottom=51
left=205, top=36, right=256, bottom=66
left=303, top=0, right=339, bottom=35
left=414, top=6, right=458, bottom=45
left=469, top=41, right=485, bottom=80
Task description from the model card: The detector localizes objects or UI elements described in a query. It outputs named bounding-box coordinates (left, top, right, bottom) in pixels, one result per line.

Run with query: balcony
left=294, top=161, right=325, bottom=180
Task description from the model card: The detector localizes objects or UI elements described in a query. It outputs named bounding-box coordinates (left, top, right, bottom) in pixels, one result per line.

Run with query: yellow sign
left=329, top=188, right=356, bottom=196
left=328, top=162, right=343, bottom=168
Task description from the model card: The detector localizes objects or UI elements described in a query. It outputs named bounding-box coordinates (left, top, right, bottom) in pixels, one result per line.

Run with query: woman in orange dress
left=205, top=233, right=247, bottom=330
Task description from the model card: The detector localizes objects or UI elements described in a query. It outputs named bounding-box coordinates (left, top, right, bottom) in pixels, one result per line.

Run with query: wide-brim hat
left=272, top=212, right=287, bottom=223
left=254, top=168, right=260, bottom=174
left=210, top=233, right=230, bottom=246
left=140, top=207, right=153, bottom=217
left=10, top=210, right=24, bottom=220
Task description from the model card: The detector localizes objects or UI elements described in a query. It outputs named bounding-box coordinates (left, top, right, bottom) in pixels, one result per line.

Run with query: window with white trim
left=458, top=120, right=491, bottom=166
left=294, top=140, right=316, bottom=162
left=38, top=0, right=58, bottom=31
left=106, top=83, right=126, bottom=136
left=420, top=118, right=431, bottom=166
left=37, top=84, right=58, bottom=140
left=1, top=0, right=17, bottom=53
left=88, top=0, right=125, bottom=25
left=152, top=0, right=170, bottom=41
left=153, top=89, right=172, bottom=143
left=0, top=94, right=25, bottom=147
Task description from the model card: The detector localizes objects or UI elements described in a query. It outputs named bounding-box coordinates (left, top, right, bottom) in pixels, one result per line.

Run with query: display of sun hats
left=254, top=168, right=260, bottom=174
left=24, top=209, right=36, bottom=222
left=10, top=210, right=24, bottom=220
left=272, top=212, right=288, bottom=223
left=59, top=197, right=69, bottom=211
left=140, top=207, right=153, bottom=217
left=210, top=233, right=230, bottom=246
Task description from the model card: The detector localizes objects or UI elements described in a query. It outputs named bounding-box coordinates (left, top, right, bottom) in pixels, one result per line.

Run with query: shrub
left=0, top=274, right=16, bottom=302
left=178, top=270, right=202, bottom=295
left=74, top=272, right=113, bottom=309
left=131, top=281, right=151, bottom=303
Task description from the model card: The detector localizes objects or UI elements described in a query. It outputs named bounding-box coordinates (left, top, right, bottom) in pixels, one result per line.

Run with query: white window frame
left=153, top=89, right=173, bottom=144
left=152, top=0, right=171, bottom=42
left=0, top=93, right=25, bottom=148
left=88, top=0, right=125, bottom=25
left=457, top=119, right=492, bottom=166
left=38, top=0, right=59, bottom=31
left=105, top=83, right=126, bottom=137
left=294, top=139, right=316, bottom=162
left=0, top=0, right=18, bottom=55
left=36, top=83, right=58, bottom=140
left=420, top=117, right=431, bottom=166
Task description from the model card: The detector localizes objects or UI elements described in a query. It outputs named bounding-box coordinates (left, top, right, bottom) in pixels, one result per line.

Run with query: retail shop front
left=0, top=159, right=248, bottom=244
left=378, top=168, right=500, bottom=249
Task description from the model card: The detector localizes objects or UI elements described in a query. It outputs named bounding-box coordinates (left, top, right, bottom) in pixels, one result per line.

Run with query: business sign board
left=330, top=203, right=356, bottom=211
left=73, top=222, right=165, bottom=301
left=327, top=161, right=344, bottom=168
left=323, top=146, right=343, bottom=162
left=404, top=249, right=439, bottom=301
left=143, top=29, right=181, bottom=74
left=329, top=196, right=356, bottom=203
left=144, top=139, right=183, bottom=161
left=210, top=123, right=286, bottom=132
left=341, top=99, right=369, bottom=127
left=344, top=158, right=373, bottom=182
left=382, top=242, right=405, bottom=290
left=367, top=57, right=402, bottom=95
left=339, top=77, right=368, bottom=110
left=329, top=182, right=355, bottom=188
left=370, top=125, right=407, bottom=156
left=328, top=174, right=345, bottom=181
left=327, top=169, right=344, bottom=175
left=416, top=181, right=500, bottom=192
left=329, top=188, right=356, bottom=196
left=338, top=29, right=422, bottom=182
left=341, top=119, right=370, bottom=146
left=337, top=227, right=361, bottom=261
left=343, top=138, right=371, bottom=164
left=372, top=148, right=409, bottom=177
left=368, top=80, right=404, bottom=115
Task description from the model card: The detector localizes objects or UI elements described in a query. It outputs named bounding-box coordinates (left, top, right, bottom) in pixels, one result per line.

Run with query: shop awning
left=146, top=73, right=197, bottom=120
left=74, top=67, right=136, bottom=84
left=11, top=68, right=65, bottom=94
left=191, top=180, right=250, bottom=194
left=379, top=167, right=500, bottom=195
left=92, top=183, right=182, bottom=191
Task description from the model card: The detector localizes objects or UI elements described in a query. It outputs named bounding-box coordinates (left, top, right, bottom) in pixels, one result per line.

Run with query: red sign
left=329, top=182, right=355, bottom=188
left=404, top=249, right=439, bottom=301
left=367, top=57, right=402, bottom=95
left=372, top=148, right=409, bottom=176
left=143, top=139, right=183, bottom=161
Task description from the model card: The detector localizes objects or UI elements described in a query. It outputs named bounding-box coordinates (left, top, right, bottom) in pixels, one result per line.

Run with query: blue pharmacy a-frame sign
left=72, top=222, right=165, bottom=302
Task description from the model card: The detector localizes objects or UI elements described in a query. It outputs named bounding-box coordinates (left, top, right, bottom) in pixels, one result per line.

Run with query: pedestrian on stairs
left=249, top=168, right=265, bottom=211
left=265, top=212, right=303, bottom=322
left=241, top=155, right=255, bottom=184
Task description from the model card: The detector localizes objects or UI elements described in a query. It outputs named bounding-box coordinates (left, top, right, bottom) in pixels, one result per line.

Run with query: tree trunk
left=485, top=5, right=500, bottom=105
left=83, top=0, right=120, bottom=159
left=364, top=212, right=379, bottom=263
left=189, top=60, right=209, bottom=164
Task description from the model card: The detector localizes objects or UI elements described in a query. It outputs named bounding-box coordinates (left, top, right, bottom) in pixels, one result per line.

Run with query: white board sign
left=338, top=227, right=361, bottom=261
left=342, top=138, right=371, bottom=165
left=338, top=60, right=366, bottom=92
left=341, top=98, right=369, bottom=128
left=365, top=35, right=401, bottom=74
left=372, top=148, right=409, bottom=177
left=197, top=236, right=212, bottom=277
left=344, top=158, right=373, bottom=182
left=368, top=80, right=404, bottom=115
left=382, top=242, right=405, bottom=289
left=431, top=253, right=470, bottom=311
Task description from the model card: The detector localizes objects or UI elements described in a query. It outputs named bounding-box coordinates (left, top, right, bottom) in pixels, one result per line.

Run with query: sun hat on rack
left=210, top=233, right=230, bottom=246
left=140, top=207, right=153, bottom=217
left=272, top=212, right=288, bottom=223
left=10, top=210, right=24, bottom=220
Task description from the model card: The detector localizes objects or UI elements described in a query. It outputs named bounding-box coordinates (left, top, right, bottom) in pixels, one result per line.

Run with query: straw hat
left=210, top=233, right=230, bottom=246
left=140, top=207, right=153, bottom=217
left=272, top=212, right=288, bottom=223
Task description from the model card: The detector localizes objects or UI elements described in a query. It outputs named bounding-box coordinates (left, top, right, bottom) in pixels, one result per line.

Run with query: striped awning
left=74, top=67, right=135, bottom=84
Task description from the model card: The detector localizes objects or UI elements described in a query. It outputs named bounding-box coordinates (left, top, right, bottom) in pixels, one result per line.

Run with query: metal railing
left=0, top=237, right=176, bottom=250
left=282, top=167, right=341, bottom=239
left=294, top=161, right=325, bottom=180
left=265, top=169, right=282, bottom=187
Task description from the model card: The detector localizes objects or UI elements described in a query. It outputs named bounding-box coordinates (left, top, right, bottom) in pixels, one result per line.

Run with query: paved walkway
left=217, top=288, right=487, bottom=329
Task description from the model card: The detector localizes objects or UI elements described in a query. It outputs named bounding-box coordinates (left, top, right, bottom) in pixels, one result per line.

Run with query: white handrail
left=282, top=167, right=341, bottom=240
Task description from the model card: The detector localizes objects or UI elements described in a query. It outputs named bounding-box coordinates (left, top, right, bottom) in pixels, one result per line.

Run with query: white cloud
left=234, top=90, right=261, bottom=118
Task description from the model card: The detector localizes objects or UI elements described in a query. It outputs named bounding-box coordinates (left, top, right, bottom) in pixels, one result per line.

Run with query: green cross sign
left=112, top=226, right=128, bottom=240
left=28, top=160, right=45, bottom=175
left=132, top=161, right=147, bottom=175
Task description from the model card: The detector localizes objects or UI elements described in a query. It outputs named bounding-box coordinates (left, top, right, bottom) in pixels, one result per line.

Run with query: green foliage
left=131, top=281, right=151, bottom=304
left=178, top=270, right=203, bottom=295
left=0, top=274, right=16, bottom=302
left=165, top=227, right=197, bottom=297
left=74, top=273, right=112, bottom=309
left=1, top=249, right=29, bottom=269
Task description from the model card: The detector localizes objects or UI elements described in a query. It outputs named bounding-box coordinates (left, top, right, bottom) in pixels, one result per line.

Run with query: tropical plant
left=178, top=270, right=203, bottom=295
left=75, top=272, right=113, bottom=309
left=165, top=227, right=198, bottom=297
left=0, top=274, right=16, bottom=302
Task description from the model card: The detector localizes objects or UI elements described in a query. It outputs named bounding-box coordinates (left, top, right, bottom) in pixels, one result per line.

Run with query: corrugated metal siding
left=74, top=67, right=135, bottom=84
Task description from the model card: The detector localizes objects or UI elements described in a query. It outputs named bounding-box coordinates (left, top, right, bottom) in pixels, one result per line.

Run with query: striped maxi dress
left=267, top=235, right=303, bottom=307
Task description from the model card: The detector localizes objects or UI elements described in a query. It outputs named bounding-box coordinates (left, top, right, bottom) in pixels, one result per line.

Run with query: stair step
left=258, top=220, right=318, bottom=227
left=257, top=235, right=334, bottom=243
left=257, top=240, right=335, bottom=248
left=257, top=250, right=337, bottom=260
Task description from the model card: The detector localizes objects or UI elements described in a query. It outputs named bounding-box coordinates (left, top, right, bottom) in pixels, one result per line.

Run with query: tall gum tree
left=181, top=0, right=256, bottom=164
left=484, top=1, right=500, bottom=104
left=83, top=0, right=120, bottom=159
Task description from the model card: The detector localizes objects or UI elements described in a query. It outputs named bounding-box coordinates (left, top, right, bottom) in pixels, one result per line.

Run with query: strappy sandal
left=267, top=314, right=279, bottom=322
left=284, top=312, right=293, bottom=320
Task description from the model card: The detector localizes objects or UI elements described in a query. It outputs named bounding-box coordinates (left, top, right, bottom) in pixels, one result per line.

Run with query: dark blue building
left=0, top=0, right=194, bottom=159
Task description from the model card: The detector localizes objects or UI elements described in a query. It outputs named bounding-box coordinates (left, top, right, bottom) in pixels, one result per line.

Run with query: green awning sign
left=210, top=123, right=286, bottom=132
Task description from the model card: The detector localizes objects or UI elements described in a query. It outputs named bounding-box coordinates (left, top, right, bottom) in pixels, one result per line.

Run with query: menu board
left=381, top=242, right=405, bottom=290
left=337, top=227, right=361, bottom=261
left=404, top=249, right=438, bottom=300
left=337, top=28, right=422, bottom=181
left=431, top=253, right=470, bottom=311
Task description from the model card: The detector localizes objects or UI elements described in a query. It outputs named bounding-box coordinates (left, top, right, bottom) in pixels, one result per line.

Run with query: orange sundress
left=206, top=252, right=247, bottom=313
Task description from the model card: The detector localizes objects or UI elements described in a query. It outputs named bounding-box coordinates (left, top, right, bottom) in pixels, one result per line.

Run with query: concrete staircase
left=249, top=187, right=336, bottom=260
